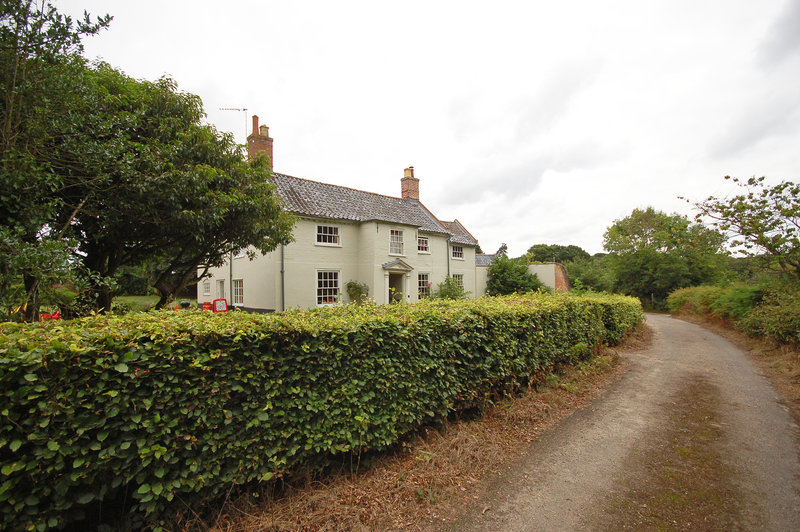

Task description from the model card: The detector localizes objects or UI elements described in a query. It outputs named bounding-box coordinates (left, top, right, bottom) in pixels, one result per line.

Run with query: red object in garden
left=203, top=301, right=212, bottom=311
left=212, top=298, right=228, bottom=313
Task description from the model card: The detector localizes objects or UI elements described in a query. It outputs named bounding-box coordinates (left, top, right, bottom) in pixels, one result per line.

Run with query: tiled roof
left=476, top=254, right=496, bottom=267
left=440, top=220, right=479, bottom=246
left=272, top=173, right=478, bottom=245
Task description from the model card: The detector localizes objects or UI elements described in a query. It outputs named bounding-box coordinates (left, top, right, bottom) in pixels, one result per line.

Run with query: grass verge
left=181, top=324, right=650, bottom=531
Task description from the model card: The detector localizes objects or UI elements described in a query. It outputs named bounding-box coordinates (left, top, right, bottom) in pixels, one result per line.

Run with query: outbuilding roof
left=272, top=173, right=478, bottom=246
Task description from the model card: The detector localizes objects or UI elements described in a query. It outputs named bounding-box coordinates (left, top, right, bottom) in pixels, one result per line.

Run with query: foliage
left=739, top=289, right=800, bottom=345
left=486, top=254, right=545, bottom=295
left=433, top=275, right=468, bottom=299
left=604, top=207, right=726, bottom=309
left=668, top=283, right=798, bottom=346
left=0, top=1, right=110, bottom=321
left=667, top=285, right=763, bottom=321
left=689, top=176, right=800, bottom=280
left=526, top=243, right=590, bottom=264
left=345, top=280, right=369, bottom=304
left=0, top=293, right=642, bottom=530
left=43, top=64, right=294, bottom=312
left=564, top=254, right=616, bottom=293
left=1, top=2, right=294, bottom=319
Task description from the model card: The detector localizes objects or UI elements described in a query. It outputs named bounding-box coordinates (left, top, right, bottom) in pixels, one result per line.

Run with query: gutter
left=446, top=235, right=451, bottom=277
left=280, top=244, right=285, bottom=311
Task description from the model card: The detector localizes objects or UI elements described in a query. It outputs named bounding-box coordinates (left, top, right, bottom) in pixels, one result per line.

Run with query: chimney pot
left=401, top=166, right=419, bottom=200
left=247, top=114, right=273, bottom=170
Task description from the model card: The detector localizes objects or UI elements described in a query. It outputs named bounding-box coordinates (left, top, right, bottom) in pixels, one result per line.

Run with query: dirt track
left=455, top=314, right=800, bottom=531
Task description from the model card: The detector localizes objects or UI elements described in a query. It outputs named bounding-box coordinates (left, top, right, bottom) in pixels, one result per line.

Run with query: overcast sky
left=56, top=0, right=800, bottom=255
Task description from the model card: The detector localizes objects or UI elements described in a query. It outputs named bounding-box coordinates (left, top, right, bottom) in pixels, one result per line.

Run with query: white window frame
left=316, top=270, right=340, bottom=306
left=418, top=273, right=431, bottom=299
left=390, top=229, right=404, bottom=255
left=316, top=224, right=341, bottom=247
left=232, top=279, right=244, bottom=306
left=202, top=279, right=211, bottom=296
left=417, top=235, right=430, bottom=254
left=451, top=245, right=464, bottom=260
left=452, top=273, right=464, bottom=289
left=216, top=279, right=225, bottom=299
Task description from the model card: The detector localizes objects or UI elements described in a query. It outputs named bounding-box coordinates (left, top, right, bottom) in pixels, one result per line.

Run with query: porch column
left=384, top=273, right=390, bottom=305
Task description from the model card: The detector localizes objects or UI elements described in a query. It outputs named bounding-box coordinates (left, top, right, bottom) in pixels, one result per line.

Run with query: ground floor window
left=216, top=279, right=225, bottom=299
left=202, top=279, right=211, bottom=296
left=317, top=270, right=340, bottom=305
left=232, top=279, right=244, bottom=306
left=418, top=273, right=431, bottom=298
left=452, top=273, right=464, bottom=289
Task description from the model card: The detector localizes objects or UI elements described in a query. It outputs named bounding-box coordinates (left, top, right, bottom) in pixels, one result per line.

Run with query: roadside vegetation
left=0, top=292, right=641, bottom=530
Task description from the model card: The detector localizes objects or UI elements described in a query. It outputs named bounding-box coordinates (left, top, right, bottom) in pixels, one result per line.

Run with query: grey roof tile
left=476, top=253, right=496, bottom=267
left=272, top=173, right=478, bottom=246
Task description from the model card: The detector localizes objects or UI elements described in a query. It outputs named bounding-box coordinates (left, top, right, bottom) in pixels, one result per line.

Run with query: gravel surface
left=455, top=314, right=800, bottom=531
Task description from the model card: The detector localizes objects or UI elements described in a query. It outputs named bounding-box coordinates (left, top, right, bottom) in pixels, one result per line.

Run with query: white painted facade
left=200, top=217, right=480, bottom=312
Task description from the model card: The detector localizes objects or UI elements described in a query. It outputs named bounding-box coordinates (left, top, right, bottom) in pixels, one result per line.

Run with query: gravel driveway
left=456, top=314, right=800, bottom=531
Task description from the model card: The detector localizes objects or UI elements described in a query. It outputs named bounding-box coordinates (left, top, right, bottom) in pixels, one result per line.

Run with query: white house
left=198, top=117, right=481, bottom=312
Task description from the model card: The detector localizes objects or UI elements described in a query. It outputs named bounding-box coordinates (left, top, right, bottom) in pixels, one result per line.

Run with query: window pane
left=317, top=225, right=340, bottom=245
left=452, top=246, right=463, bottom=258
left=418, top=236, right=429, bottom=252
left=453, top=274, right=464, bottom=289
left=390, top=229, right=404, bottom=254
left=418, top=273, right=430, bottom=298
left=233, top=279, right=244, bottom=305
left=317, top=271, right=339, bottom=305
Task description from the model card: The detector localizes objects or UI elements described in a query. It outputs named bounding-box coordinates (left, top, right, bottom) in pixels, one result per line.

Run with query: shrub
left=486, top=255, right=544, bottom=295
left=345, top=280, right=369, bottom=304
left=0, top=293, right=641, bottom=530
left=739, top=289, right=800, bottom=345
left=433, top=276, right=468, bottom=299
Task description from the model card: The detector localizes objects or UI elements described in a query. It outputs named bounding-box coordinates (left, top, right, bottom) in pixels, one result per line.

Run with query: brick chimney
left=401, top=166, right=419, bottom=200
left=247, top=115, right=273, bottom=169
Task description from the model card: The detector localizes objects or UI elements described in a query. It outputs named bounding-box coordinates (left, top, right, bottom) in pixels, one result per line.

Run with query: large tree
left=1, top=2, right=294, bottom=318
left=46, top=64, right=294, bottom=311
left=0, top=0, right=110, bottom=320
left=603, top=207, right=725, bottom=307
left=689, top=176, right=800, bottom=280
left=526, top=243, right=590, bottom=264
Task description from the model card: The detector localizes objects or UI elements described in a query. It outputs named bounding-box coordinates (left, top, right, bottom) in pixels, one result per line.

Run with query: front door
left=388, top=273, right=404, bottom=303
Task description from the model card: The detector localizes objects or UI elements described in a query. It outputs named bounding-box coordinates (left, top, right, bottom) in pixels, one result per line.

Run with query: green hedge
left=667, top=284, right=799, bottom=345
left=0, top=293, right=641, bottom=530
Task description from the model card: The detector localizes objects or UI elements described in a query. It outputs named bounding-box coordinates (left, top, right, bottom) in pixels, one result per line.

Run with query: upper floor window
left=390, top=229, right=404, bottom=255
left=418, top=236, right=429, bottom=253
left=316, top=225, right=340, bottom=246
left=452, top=245, right=464, bottom=259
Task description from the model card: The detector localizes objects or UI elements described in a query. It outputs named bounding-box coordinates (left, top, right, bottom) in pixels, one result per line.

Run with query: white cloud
left=55, top=0, right=800, bottom=257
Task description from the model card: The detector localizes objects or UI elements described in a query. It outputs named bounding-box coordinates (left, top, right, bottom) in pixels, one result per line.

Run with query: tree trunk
left=22, top=273, right=39, bottom=322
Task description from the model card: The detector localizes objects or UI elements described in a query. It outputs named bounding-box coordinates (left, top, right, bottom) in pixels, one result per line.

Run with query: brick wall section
left=401, top=167, right=419, bottom=200
left=247, top=115, right=273, bottom=169
left=554, top=263, right=570, bottom=291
